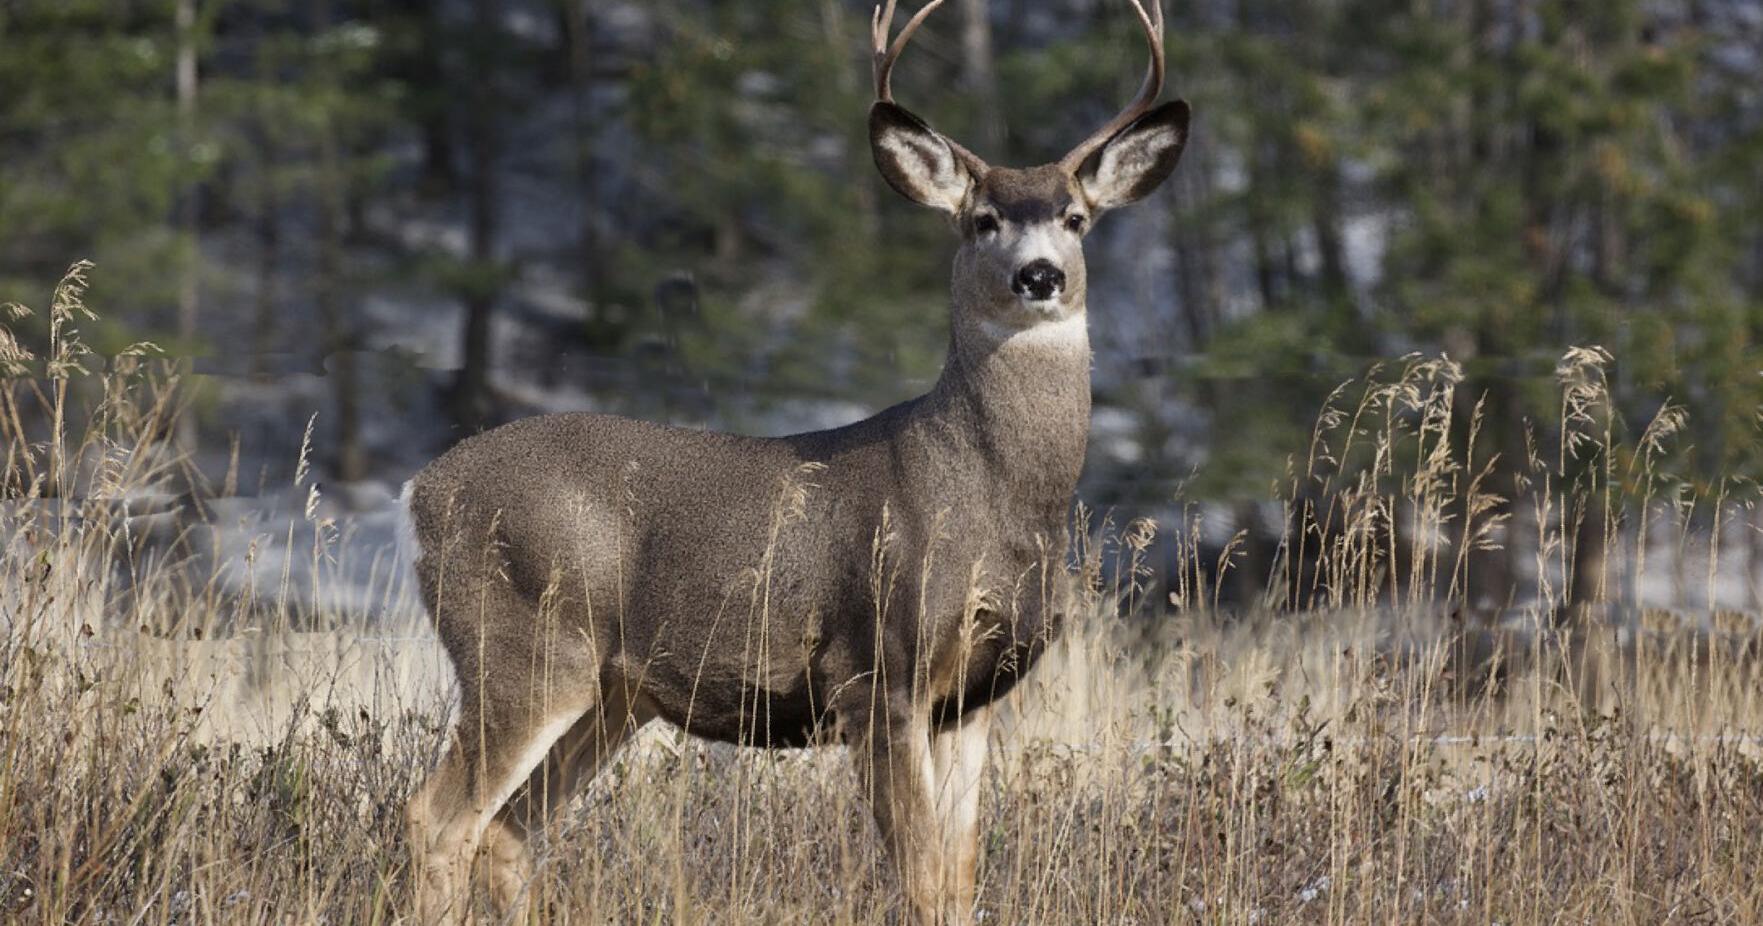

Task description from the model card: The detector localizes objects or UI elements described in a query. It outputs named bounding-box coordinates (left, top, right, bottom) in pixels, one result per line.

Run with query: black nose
left=1012, top=259, right=1065, bottom=301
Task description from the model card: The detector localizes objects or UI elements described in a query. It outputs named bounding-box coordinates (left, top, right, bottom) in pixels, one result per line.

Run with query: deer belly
left=648, top=670, right=829, bottom=749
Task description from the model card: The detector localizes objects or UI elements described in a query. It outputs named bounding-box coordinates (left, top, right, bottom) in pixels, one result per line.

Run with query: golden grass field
left=6, top=269, right=1763, bottom=923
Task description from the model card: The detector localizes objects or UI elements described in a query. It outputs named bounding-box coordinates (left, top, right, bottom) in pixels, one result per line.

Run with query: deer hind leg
left=928, top=705, right=992, bottom=924
left=478, top=680, right=657, bottom=918
left=405, top=579, right=602, bottom=925
left=406, top=696, right=591, bottom=924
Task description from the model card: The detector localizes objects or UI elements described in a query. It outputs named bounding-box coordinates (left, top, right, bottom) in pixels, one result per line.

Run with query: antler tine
left=872, top=0, right=951, bottom=103
left=1059, top=0, right=1167, bottom=172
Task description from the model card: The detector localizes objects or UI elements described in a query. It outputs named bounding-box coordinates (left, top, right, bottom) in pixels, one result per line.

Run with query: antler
left=871, top=0, right=951, bottom=103
left=1058, top=0, right=1166, bottom=172
left=870, top=0, right=989, bottom=172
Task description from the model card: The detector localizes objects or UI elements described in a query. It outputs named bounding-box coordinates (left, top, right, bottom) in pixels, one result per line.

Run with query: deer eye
left=1063, top=213, right=1088, bottom=234
left=973, top=213, right=1000, bottom=236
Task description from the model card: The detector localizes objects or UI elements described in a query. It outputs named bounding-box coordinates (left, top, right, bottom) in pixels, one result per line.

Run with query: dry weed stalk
left=2, top=274, right=1762, bottom=922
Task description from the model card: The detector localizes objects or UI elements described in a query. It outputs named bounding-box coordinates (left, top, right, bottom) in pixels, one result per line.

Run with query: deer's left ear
left=1077, top=100, right=1190, bottom=211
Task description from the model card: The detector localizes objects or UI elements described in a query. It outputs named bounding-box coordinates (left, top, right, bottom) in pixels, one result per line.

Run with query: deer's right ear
left=870, top=102, right=974, bottom=215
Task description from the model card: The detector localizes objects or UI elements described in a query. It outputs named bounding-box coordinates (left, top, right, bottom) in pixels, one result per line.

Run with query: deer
left=400, top=1, right=1188, bottom=922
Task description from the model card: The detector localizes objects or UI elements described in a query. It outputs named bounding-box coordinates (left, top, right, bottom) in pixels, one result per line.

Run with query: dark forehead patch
left=977, top=167, right=1074, bottom=224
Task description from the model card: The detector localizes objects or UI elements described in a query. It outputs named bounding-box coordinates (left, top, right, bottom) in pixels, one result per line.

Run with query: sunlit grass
left=3, top=264, right=1763, bottom=923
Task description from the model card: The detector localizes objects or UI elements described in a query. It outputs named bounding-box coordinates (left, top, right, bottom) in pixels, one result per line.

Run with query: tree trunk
left=1311, top=163, right=1349, bottom=303
left=1172, top=228, right=1209, bottom=350
left=1230, top=500, right=1269, bottom=612
left=251, top=13, right=278, bottom=383
left=1747, top=509, right=1761, bottom=611
left=315, top=0, right=364, bottom=482
left=821, top=0, right=880, bottom=242
left=1562, top=494, right=1609, bottom=625
left=174, top=0, right=201, bottom=457
left=392, top=0, right=455, bottom=190
left=1170, top=142, right=1221, bottom=352
left=959, top=0, right=1004, bottom=155
left=252, top=148, right=278, bottom=382
left=1251, top=224, right=1279, bottom=312
left=455, top=0, right=501, bottom=431
left=176, top=0, right=199, bottom=343
left=564, top=0, right=606, bottom=335
left=317, top=154, right=364, bottom=482
left=1246, top=141, right=1281, bottom=311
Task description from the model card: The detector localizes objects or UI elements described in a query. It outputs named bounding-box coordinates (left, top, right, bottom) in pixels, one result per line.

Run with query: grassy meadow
left=5, top=270, right=1763, bottom=923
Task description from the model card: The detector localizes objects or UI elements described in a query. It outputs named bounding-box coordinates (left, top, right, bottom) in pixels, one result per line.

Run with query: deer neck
left=927, top=306, right=1093, bottom=512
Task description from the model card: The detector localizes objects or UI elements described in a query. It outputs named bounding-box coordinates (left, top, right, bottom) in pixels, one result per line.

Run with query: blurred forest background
left=3, top=0, right=1762, bottom=614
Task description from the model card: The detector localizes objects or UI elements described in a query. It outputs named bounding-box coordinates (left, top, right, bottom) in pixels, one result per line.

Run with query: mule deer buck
left=402, top=0, right=1188, bottom=921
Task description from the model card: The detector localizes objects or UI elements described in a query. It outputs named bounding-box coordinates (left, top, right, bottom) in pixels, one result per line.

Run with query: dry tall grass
left=4, top=265, right=1763, bottom=923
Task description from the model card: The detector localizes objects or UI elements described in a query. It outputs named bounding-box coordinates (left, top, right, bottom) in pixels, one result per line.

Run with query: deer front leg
left=929, top=704, right=991, bottom=922
left=859, top=709, right=943, bottom=925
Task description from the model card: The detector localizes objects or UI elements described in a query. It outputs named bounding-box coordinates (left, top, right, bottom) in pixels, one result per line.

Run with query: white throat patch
left=977, top=312, right=1088, bottom=348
